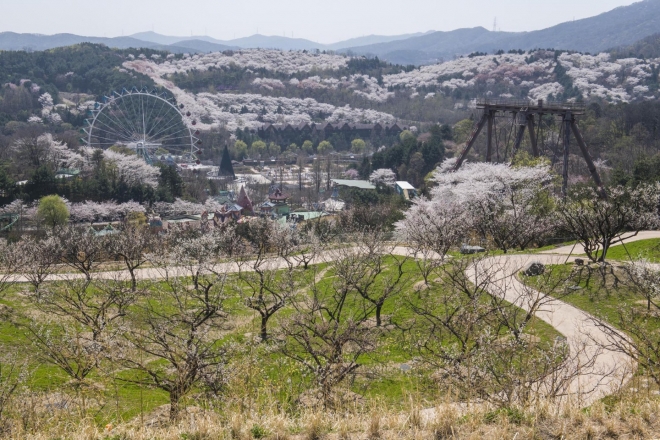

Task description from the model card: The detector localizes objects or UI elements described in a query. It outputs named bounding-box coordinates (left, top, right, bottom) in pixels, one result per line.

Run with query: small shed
left=395, top=181, right=417, bottom=200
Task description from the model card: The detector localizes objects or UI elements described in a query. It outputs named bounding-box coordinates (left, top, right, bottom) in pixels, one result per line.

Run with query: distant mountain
left=3, top=0, right=660, bottom=64
left=226, top=34, right=324, bottom=51
left=327, top=32, right=434, bottom=51
left=130, top=30, right=433, bottom=52
left=161, top=39, right=236, bottom=53
left=0, top=32, right=156, bottom=51
left=344, top=0, right=660, bottom=64
left=130, top=31, right=230, bottom=47
left=0, top=32, right=237, bottom=54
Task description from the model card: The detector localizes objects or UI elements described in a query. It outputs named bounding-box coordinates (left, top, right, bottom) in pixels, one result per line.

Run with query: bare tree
left=53, top=226, right=105, bottom=280
left=17, top=235, right=60, bottom=293
left=281, top=226, right=323, bottom=271
left=405, top=255, right=589, bottom=406
left=237, top=218, right=301, bottom=342
left=332, top=230, right=409, bottom=327
left=279, top=260, right=378, bottom=406
left=25, top=321, right=100, bottom=402
left=21, top=274, right=135, bottom=409
left=556, top=184, right=660, bottom=262
left=119, top=234, right=231, bottom=421
left=0, top=239, right=24, bottom=296
left=28, top=275, right=135, bottom=342
left=108, top=224, right=158, bottom=291
left=0, top=356, right=27, bottom=430
left=591, top=262, right=660, bottom=387
left=623, top=259, right=660, bottom=310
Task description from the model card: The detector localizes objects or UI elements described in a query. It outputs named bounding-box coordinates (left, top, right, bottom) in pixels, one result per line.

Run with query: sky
left=0, top=0, right=641, bottom=43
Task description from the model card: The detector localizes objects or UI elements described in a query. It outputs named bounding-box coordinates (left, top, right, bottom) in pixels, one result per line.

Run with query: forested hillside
left=0, top=44, right=162, bottom=126
left=1, top=42, right=660, bottom=208
left=611, top=32, right=660, bottom=59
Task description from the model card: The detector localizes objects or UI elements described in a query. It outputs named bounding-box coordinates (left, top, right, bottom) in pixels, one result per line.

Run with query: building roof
left=56, top=168, right=80, bottom=176
left=331, top=179, right=376, bottom=190
left=396, top=181, right=416, bottom=190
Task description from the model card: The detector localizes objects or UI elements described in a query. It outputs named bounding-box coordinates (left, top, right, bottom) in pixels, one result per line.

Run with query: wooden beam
left=486, top=111, right=494, bottom=162
left=454, top=113, right=488, bottom=170
left=562, top=112, right=571, bottom=198
left=527, top=114, right=539, bottom=157
left=570, top=120, right=607, bottom=198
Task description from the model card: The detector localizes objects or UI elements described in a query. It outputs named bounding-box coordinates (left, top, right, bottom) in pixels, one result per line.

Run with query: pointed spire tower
left=237, top=185, right=253, bottom=214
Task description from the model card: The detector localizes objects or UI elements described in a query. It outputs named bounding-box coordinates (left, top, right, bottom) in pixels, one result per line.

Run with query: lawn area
left=521, top=263, right=658, bottom=333
left=600, top=238, right=660, bottom=262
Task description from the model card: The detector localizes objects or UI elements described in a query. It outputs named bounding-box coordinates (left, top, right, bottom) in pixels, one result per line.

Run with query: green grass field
left=602, top=238, right=660, bottom=262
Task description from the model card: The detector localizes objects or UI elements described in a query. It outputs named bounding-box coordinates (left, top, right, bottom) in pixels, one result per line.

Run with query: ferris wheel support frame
left=81, top=87, right=201, bottom=164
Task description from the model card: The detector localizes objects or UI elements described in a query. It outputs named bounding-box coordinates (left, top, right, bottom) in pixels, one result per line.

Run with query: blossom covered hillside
left=122, top=48, right=659, bottom=133
left=384, top=51, right=659, bottom=103
left=125, top=56, right=397, bottom=133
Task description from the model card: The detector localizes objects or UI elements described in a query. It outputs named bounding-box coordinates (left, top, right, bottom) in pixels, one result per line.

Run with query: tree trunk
left=169, top=390, right=180, bottom=421
left=260, top=315, right=269, bottom=342
left=375, top=304, right=382, bottom=327
left=129, top=269, right=137, bottom=292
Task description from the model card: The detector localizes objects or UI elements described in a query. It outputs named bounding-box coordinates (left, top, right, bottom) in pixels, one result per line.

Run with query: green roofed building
left=331, top=179, right=376, bottom=190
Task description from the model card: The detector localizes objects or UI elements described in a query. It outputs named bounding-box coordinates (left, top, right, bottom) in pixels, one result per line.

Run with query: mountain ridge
left=128, top=30, right=436, bottom=51
left=1, top=1, right=659, bottom=65
left=344, top=0, right=660, bottom=64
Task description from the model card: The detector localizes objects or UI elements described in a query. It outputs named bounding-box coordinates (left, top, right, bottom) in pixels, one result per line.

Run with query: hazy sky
left=0, top=0, right=641, bottom=43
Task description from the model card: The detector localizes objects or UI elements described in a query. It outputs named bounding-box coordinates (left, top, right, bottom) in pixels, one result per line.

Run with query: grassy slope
left=0, top=255, right=564, bottom=425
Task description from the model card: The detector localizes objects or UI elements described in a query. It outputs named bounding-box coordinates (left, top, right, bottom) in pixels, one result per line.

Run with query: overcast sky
left=0, top=0, right=641, bottom=43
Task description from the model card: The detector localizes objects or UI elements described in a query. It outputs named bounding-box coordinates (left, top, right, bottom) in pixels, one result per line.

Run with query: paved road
left=541, top=230, right=660, bottom=256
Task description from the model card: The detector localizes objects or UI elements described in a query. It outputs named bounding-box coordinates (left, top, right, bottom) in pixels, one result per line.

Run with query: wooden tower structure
left=454, top=99, right=605, bottom=197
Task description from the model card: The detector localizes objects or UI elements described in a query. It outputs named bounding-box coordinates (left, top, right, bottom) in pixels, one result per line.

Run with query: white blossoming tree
left=369, top=168, right=396, bottom=188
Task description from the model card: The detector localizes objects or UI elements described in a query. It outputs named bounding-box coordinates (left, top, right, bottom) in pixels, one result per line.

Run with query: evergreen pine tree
left=219, top=146, right=236, bottom=179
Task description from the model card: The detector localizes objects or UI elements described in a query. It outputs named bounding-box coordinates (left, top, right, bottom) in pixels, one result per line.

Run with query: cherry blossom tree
left=101, top=149, right=159, bottom=188
left=68, top=200, right=146, bottom=224
left=369, top=168, right=396, bottom=188
left=396, top=198, right=468, bottom=284
left=429, top=160, right=557, bottom=252
left=343, top=169, right=359, bottom=180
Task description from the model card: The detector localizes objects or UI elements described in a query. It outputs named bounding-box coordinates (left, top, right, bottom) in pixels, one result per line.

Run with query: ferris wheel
left=81, top=87, right=202, bottom=165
